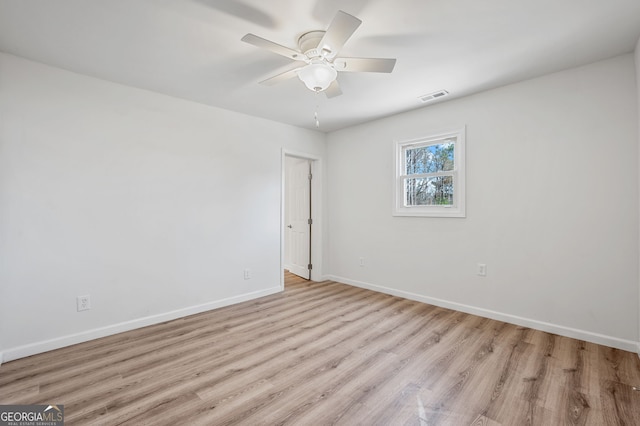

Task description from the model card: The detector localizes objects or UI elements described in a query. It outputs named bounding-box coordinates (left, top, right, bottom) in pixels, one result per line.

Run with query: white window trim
left=393, top=127, right=466, bottom=218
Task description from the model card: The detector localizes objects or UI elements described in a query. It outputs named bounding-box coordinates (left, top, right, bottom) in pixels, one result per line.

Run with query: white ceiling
left=1, top=0, right=640, bottom=132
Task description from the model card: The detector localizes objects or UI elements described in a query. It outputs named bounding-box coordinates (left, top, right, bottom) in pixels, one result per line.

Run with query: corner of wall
left=636, top=35, right=640, bottom=359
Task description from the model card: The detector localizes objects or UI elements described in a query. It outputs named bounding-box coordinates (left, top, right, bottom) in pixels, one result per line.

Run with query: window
left=393, top=128, right=465, bottom=217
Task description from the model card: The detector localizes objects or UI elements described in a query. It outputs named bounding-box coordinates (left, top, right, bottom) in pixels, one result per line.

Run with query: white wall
left=0, top=53, right=326, bottom=361
left=2, top=50, right=637, bottom=363
left=326, top=54, right=639, bottom=351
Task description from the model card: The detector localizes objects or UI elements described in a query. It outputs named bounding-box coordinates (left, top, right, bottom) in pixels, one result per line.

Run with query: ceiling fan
left=241, top=10, right=396, bottom=98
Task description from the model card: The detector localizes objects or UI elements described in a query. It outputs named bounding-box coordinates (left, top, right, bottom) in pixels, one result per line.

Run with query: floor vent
left=418, top=90, right=449, bottom=103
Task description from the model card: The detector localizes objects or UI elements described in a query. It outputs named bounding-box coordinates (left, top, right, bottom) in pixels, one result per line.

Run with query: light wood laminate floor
left=1, top=272, right=640, bottom=425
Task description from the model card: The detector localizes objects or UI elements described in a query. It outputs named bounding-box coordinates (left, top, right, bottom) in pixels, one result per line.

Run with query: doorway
left=284, top=156, right=312, bottom=280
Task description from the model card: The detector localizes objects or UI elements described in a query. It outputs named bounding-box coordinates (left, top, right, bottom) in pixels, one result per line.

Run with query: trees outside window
left=394, top=128, right=465, bottom=217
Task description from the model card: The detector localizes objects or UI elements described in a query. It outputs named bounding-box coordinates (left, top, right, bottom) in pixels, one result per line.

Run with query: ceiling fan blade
left=334, top=57, right=396, bottom=73
left=241, top=34, right=305, bottom=61
left=318, top=10, right=362, bottom=59
left=324, top=80, right=342, bottom=98
left=259, top=67, right=302, bottom=86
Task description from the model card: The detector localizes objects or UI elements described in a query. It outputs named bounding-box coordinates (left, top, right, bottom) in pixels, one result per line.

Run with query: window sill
left=392, top=207, right=466, bottom=218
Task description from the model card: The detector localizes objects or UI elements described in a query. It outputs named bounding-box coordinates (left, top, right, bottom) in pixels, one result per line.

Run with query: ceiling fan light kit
left=241, top=10, right=396, bottom=98
left=297, top=61, right=337, bottom=92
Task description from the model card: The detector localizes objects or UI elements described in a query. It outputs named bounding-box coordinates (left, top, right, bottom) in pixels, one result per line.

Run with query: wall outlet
left=359, top=257, right=365, bottom=267
left=243, top=268, right=251, bottom=280
left=77, top=295, right=91, bottom=311
left=477, top=263, right=487, bottom=277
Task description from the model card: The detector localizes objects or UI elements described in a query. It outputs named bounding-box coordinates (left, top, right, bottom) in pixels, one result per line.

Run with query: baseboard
left=1, top=286, right=282, bottom=363
left=328, top=275, right=639, bottom=353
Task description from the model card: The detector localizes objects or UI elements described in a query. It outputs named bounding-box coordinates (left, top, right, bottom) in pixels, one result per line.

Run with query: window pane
left=405, top=176, right=454, bottom=206
left=405, top=141, right=455, bottom=174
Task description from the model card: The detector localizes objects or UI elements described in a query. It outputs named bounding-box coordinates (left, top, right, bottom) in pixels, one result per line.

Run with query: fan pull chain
left=314, top=92, right=320, bottom=128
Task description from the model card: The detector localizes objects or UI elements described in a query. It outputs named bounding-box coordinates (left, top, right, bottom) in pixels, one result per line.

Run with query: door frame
left=281, top=149, right=323, bottom=288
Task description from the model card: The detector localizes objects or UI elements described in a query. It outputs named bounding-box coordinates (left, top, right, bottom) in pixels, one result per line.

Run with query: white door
left=285, top=157, right=311, bottom=279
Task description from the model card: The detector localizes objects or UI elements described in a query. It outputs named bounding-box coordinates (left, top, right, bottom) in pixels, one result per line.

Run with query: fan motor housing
left=298, top=30, right=326, bottom=58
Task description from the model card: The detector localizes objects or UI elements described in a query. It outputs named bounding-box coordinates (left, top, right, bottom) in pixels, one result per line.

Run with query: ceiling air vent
left=418, top=90, right=449, bottom=103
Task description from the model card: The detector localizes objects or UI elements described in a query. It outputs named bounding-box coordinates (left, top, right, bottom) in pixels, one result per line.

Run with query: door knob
left=287, top=225, right=293, bottom=228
